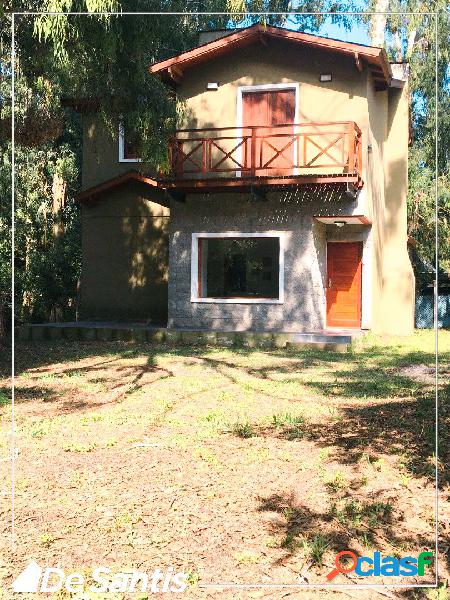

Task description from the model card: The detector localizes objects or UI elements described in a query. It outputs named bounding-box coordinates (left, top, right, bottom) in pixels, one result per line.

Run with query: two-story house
left=77, top=24, right=415, bottom=336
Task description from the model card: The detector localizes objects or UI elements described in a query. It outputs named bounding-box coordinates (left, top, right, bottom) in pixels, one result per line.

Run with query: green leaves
left=366, top=2, right=449, bottom=279
left=34, top=0, right=119, bottom=62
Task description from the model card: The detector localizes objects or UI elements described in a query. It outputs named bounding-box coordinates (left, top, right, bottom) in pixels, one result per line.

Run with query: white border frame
left=190, top=231, right=285, bottom=304
left=118, top=123, right=142, bottom=163
left=236, top=83, right=300, bottom=176
left=10, top=10, right=439, bottom=592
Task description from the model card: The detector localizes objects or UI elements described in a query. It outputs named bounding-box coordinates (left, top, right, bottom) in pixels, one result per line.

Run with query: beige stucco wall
left=363, top=73, right=414, bottom=334
left=178, top=43, right=368, bottom=127
left=365, top=72, right=387, bottom=332
left=377, top=81, right=415, bottom=334
left=82, top=116, right=155, bottom=190
left=79, top=185, right=170, bottom=322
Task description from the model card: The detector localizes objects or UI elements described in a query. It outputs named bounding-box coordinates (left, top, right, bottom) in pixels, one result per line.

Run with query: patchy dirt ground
left=0, top=331, right=448, bottom=600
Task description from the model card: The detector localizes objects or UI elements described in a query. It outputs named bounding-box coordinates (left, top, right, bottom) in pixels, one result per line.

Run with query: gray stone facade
left=168, top=187, right=356, bottom=331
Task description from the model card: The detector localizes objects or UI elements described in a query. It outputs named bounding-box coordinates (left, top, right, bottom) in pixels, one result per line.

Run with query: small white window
left=191, top=232, right=285, bottom=304
left=118, top=123, right=142, bottom=163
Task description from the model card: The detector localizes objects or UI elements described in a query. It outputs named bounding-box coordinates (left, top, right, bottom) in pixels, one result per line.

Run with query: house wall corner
left=375, top=80, right=415, bottom=335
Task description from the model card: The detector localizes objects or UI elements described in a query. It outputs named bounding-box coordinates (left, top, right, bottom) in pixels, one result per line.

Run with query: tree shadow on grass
left=197, top=346, right=442, bottom=400
left=5, top=343, right=177, bottom=414
left=304, top=396, right=440, bottom=480
left=1, top=385, right=63, bottom=405
left=256, top=491, right=436, bottom=587
left=8, top=342, right=239, bottom=414
left=229, top=392, right=443, bottom=485
left=10, top=341, right=149, bottom=374
left=8, top=341, right=364, bottom=377
left=7, top=342, right=448, bottom=473
left=201, top=347, right=446, bottom=488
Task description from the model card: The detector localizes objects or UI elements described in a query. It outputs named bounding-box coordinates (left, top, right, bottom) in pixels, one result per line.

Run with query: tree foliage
left=2, top=0, right=339, bottom=334
left=1, top=1, right=230, bottom=333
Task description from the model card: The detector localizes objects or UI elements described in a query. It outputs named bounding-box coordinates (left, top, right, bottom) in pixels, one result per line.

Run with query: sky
left=286, top=0, right=372, bottom=45
left=317, top=18, right=371, bottom=45
left=234, top=11, right=372, bottom=46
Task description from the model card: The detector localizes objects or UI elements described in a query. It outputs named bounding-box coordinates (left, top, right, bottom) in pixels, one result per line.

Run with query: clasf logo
left=12, top=561, right=188, bottom=594
left=327, top=550, right=434, bottom=580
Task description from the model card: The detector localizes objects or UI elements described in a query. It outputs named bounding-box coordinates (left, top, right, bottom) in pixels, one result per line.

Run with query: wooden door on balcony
left=326, top=242, right=362, bottom=328
left=242, top=89, right=295, bottom=176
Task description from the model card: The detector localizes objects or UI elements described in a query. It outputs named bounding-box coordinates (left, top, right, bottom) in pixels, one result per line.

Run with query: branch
left=406, top=29, right=417, bottom=60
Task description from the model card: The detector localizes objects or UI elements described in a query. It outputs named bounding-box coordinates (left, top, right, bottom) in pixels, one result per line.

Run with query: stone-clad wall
left=168, top=188, right=356, bottom=331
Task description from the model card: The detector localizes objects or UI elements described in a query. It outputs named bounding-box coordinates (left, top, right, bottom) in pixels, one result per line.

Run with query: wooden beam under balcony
left=162, top=173, right=363, bottom=194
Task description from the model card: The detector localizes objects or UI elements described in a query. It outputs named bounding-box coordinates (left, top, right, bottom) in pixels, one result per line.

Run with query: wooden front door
left=326, top=242, right=362, bottom=328
left=242, top=89, right=295, bottom=175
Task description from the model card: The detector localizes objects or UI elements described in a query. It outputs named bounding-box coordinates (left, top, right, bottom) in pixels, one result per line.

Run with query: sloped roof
left=76, top=170, right=161, bottom=202
left=149, top=23, right=392, bottom=89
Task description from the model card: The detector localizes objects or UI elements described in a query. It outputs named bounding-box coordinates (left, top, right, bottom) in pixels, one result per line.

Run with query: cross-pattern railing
left=169, top=121, right=362, bottom=180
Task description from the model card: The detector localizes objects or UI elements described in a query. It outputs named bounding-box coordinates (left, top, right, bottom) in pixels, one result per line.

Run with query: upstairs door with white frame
left=241, top=88, right=296, bottom=176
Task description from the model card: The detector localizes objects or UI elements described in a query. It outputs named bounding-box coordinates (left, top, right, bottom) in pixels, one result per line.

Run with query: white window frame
left=118, top=123, right=142, bottom=163
left=236, top=83, right=300, bottom=176
left=191, top=231, right=285, bottom=304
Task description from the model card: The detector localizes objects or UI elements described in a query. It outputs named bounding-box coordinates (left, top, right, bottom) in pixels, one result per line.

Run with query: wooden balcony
left=165, top=121, right=363, bottom=194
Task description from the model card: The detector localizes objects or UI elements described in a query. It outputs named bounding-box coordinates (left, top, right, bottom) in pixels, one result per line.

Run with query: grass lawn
left=0, top=330, right=449, bottom=599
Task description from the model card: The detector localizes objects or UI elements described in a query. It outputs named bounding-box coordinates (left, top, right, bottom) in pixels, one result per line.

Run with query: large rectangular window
left=191, top=233, right=284, bottom=304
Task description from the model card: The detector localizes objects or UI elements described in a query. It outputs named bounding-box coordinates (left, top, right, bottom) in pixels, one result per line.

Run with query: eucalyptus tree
left=366, top=1, right=449, bottom=280
left=2, top=1, right=231, bottom=329
left=4, top=0, right=342, bottom=331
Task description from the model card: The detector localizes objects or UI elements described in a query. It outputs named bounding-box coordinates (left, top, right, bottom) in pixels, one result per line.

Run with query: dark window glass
left=198, top=237, right=280, bottom=298
left=122, top=127, right=140, bottom=159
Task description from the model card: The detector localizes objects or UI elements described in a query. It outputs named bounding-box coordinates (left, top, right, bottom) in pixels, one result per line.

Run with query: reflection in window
left=119, top=124, right=141, bottom=161
left=198, top=237, right=280, bottom=299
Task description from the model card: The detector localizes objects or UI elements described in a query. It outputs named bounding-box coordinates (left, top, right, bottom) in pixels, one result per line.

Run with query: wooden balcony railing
left=168, top=121, right=362, bottom=184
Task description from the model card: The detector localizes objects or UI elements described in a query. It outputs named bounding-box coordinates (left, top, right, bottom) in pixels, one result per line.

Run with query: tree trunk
left=22, top=234, right=33, bottom=321
left=50, top=172, right=67, bottom=322
left=0, top=305, right=6, bottom=345
left=52, top=172, right=66, bottom=239
left=371, top=0, right=389, bottom=47
left=406, top=29, right=417, bottom=60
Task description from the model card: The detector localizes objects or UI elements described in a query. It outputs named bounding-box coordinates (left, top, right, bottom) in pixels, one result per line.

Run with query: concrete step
left=289, top=332, right=354, bottom=344
left=285, top=340, right=350, bottom=352
left=17, top=323, right=361, bottom=351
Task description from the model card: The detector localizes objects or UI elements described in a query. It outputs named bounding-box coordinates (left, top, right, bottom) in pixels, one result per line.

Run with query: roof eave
left=76, top=170, right=161, bottom=203
left=149, top=24, right=391, bottom=87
